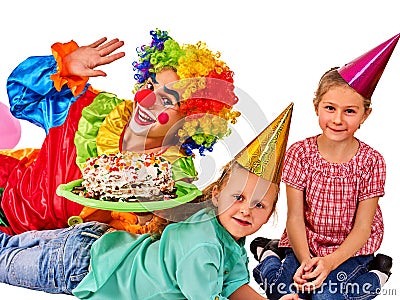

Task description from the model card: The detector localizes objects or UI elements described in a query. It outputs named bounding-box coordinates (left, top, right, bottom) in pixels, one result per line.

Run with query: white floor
left=0, top=283, right=72, bottom=299
left=2, top=270, right=398, bottom=300
left=1, top=232, right=398, bottom=299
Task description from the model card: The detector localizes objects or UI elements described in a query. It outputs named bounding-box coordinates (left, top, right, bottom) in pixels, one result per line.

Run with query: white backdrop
left=0, top=0, right=399, bottom=298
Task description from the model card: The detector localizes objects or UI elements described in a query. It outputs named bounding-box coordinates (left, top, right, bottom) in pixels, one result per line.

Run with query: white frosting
left=80, top=152, right=174, bottom=201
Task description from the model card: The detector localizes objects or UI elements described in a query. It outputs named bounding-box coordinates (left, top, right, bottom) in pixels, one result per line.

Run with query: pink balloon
left=0, top=102, right=21, bottom=149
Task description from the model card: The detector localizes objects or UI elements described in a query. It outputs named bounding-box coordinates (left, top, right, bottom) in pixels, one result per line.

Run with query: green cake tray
left=56, top=179, right=202, bottom=212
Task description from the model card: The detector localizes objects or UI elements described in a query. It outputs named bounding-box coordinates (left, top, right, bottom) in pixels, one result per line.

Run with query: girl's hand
left=279, top=294, right=299, bottom=299
left=61, top=37, right=125, bottom=78
left=293, top=258, right=311, bottom=286
left=295, top=256, right=334, bottom=291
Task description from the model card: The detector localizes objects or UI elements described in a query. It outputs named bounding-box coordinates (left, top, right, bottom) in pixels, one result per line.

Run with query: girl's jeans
left=0, top=221, right=109, bottom=294
left=253, top=249, right=381, bottom=300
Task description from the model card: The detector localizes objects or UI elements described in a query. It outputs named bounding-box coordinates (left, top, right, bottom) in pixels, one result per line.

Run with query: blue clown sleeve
left=6, top=55, right=88, bottom=133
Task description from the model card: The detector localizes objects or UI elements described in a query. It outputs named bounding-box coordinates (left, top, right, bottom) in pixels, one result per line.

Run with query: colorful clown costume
left=0, top=29, right=240, bottom=235
left=1, top=68, right=197, bottom=234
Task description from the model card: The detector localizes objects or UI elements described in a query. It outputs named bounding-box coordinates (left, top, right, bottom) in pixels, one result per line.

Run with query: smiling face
left=316, top=85, right=371, bottom=143
left=212, top=164, right=278, bottom=240
left=129, top=69, right=184, bottom=140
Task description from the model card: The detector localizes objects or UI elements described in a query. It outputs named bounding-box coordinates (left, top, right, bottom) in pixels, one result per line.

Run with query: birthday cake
left=73, top=152, right=175, bottom=202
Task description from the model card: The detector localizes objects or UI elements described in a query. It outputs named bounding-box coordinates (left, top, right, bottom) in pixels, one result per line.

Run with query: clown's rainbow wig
left=132, top=29, right=240, bottom=156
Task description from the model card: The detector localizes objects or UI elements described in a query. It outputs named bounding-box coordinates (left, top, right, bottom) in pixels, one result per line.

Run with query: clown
left=0, top=29, right=240, bottom=235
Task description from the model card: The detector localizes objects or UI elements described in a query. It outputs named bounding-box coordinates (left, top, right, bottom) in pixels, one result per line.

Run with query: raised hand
left=60, top=37, right=125, bottom=77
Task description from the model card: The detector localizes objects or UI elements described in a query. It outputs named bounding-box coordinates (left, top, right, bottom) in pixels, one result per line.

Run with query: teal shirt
left=73, top=208, right=250, bottom=300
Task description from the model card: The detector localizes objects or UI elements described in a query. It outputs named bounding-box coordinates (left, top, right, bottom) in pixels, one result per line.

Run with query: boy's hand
left=61, top=37, right=125, bottom=77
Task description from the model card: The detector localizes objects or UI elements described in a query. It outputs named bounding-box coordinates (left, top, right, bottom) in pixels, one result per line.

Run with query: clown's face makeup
left=129, top=69, right=184, bottom=140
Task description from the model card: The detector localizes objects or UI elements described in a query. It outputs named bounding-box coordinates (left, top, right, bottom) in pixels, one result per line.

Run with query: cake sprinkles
left=73, top=152, right=176, bottom=202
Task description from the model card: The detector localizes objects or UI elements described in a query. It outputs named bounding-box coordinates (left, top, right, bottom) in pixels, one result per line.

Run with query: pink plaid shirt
left=280, top=135, right=385, bottom=257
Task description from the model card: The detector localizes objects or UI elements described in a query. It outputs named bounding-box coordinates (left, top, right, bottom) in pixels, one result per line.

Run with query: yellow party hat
left=234, top=102, right=293, bottom=183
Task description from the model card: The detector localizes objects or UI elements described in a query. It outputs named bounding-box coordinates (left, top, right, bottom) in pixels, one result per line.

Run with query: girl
left=251, top=33, right=399, bottom=300
left=0, top=104, right=297, bottom=299
left=0, top=29, right=240, bottom=235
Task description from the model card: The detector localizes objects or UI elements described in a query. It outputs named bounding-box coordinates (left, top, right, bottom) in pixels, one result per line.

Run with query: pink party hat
left=338, top=33, right=400, bottom=99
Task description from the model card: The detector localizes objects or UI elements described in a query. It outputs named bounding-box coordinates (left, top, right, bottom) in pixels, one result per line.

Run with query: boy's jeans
left=253, top=249, right=381, bottom=300
left=0, top=221, right=109, bottom=294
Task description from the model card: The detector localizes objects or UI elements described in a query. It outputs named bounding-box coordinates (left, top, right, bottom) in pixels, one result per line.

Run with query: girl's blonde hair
left=313, top=67, right=372, bottom=112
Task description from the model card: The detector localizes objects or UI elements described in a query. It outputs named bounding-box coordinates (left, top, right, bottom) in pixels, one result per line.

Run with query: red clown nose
left=157, top=112, right=169, bottom=124
left=134, top=89, right=156, bottom=108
